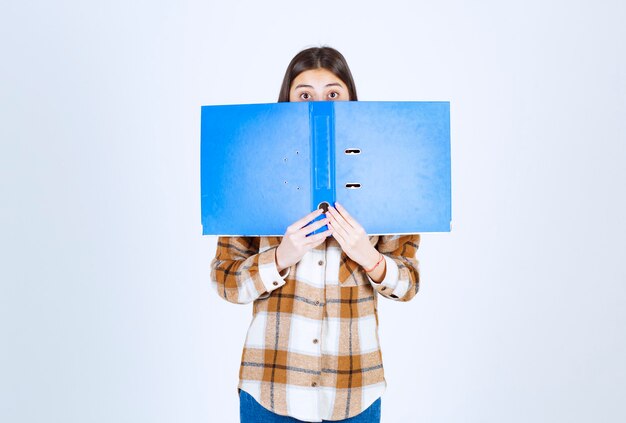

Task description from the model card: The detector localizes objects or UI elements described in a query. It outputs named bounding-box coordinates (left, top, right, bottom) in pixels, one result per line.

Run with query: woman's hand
left=327, top=202, right=381, bottom=271
left=275, top=209, right=332, bottom=272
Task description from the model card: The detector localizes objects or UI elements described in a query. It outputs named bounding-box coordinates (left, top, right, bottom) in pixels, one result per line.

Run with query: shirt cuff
left=258, top=248, right=289, bottom=296
left=367, top=255, right=400, bottom=294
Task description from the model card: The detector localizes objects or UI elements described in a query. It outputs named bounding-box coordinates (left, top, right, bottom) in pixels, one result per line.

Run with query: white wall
left=1, top=0, right=625, bottom=422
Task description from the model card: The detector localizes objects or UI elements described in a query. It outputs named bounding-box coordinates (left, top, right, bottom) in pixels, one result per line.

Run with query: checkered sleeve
left=210, top=236, right=289, bottom=304
left=368, top=234, right=420, bottom=302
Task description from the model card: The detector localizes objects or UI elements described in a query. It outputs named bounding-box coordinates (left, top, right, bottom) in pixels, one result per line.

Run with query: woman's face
left=289, top=68, right=350, bottom=102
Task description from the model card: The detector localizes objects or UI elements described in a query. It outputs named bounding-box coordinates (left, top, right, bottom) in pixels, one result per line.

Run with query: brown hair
left=278, top=47, right=358, bottom=102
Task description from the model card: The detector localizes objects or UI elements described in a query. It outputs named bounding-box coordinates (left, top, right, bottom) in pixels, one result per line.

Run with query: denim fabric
left=239, top=390, right=381, bottom=423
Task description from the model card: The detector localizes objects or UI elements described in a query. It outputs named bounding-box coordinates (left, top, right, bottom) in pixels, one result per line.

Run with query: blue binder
left=201, top=101, right=451, bottom=236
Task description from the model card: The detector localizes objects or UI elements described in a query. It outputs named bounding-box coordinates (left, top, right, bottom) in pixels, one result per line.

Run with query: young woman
left=211, top=47, right=421, bottom=423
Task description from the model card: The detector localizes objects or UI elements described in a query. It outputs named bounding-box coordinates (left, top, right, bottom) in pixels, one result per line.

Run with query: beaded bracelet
left=364, top=253, right=384, bottom=273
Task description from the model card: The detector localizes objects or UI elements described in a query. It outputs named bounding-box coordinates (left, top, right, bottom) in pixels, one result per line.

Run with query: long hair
left=278, top=47, right=358, bottom=102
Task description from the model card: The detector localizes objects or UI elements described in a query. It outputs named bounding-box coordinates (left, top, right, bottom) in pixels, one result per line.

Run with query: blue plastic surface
left=200, top=101, right=451, bottom=236
left=309, top=102, right=335, bottom=235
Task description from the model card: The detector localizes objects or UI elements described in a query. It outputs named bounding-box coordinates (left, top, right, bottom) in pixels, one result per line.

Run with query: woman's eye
left=328, top=92, right=339, bottom=99
left=300, top=92, right=311, bottom=100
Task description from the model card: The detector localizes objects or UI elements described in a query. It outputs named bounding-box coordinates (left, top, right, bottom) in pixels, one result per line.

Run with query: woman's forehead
left=292, top=68, right=346, bottom=88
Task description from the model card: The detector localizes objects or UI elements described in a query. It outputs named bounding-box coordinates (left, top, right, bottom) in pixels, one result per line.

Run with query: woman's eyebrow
left=294, top=82, right=345, bottom=89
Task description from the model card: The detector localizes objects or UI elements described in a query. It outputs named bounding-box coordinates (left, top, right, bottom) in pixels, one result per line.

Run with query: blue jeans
left=239, top=390, right=381, bottom=423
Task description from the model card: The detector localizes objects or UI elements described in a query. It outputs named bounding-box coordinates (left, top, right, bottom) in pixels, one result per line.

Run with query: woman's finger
left=334, top=202, right=359, bottom=228
left=289, top=208, right=324, bottom=232
left=330, top=223, right=346, bottom=246
left=327, top=211, right=350, bottom=239
left=304, top=228, right=332, bottom=246
left=298, top=217, right=329, bottom=236
left=328, top=206, right=352, bottom=230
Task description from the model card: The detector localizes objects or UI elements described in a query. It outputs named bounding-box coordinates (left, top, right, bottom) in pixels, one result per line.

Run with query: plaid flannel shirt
left=210, top=234, right=420, bottom=422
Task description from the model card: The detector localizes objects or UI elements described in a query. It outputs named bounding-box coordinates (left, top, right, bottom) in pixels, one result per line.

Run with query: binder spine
left=309, top=102, right=336, bottom=234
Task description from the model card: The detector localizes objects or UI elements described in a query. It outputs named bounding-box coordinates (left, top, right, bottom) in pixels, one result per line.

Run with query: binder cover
left=201, top=101, right=451, bottom=236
